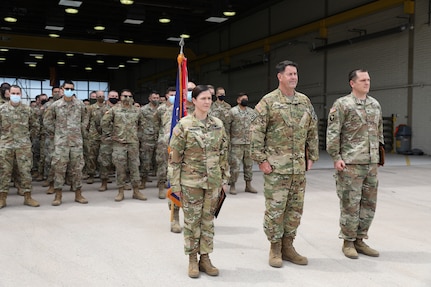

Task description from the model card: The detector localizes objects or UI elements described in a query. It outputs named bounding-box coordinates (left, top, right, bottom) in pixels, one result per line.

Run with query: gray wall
left=111, top=0, right=431, bottom=154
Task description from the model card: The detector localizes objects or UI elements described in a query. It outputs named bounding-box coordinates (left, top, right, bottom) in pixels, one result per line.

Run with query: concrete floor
left=1, top=151, right=430, bottom=287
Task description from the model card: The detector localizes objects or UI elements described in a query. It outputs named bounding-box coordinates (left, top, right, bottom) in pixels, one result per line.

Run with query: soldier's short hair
left=192, top=85, right=210, bottom=99
left=237, top=92, right=248, bottom=99
left=348, top=69, right=368, bottom=82
left=276, top=60, right=298, bottom=74
left=62, top=80, right=74, bottom=87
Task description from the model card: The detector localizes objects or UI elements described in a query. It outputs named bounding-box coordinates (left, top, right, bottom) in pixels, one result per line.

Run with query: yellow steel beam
left=0, top=33, right=197, bottom=60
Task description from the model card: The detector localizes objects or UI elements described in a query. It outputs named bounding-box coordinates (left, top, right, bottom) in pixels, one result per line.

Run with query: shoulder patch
left=330, top=107, right=336, bottom=113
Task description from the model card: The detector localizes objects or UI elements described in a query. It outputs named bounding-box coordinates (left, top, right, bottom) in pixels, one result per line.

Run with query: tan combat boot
left=138, top=176, right=146, bottom=189
left=98, top=179, right=108, bottom=192
left=24, top=192, right=40, bottom=207
left=170, top=208, right=182, bottom=233
left=188, top=253, right=199, bottom=278
left=245, top=181, right=258, bottom=193
left=46, top=182, right=55, bottom=194
left=115, top=188, right=125, bottom=202
left=269, top=241, right=283, bottom=268
left=354, top=239, right=379, bottom=257
left=42, top=180, right=50, bottom=187
left=86, top=175, right=94, bottom=184
left=199, top=254, right=219, bottom=276
left=342, top=240, right=359, bottom=259
left=132, top=187, right=147, bottom=201
left=75, top=189, right=88, bottom=204
left=157, top=182, right=166, bottom=199
left=281, top=236, right=308, bottom=265
left=229, top=183, right=236, bottom=195
left=35, top=174, right=44, bottom=182
left=52, top=189, right=62, bottom=206
left=0, top=192, right=7, bottom=208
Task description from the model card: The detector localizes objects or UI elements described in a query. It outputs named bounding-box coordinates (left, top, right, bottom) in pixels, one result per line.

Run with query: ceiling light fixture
left=118, top=64, right=125, bottom=68
left=85, top=66, right=93, bottom=71
left=120, top=0, right=134, bottom=5
left=30, top=53, right=44, bottom=59
left=205, top=17, right=228, bottom=23
left=0, top=48, right=9, bottom=52
left=223, top=10, right=236, bottom=17
left=159, top=14, right=171, bottom=24
left=94, top=25, right=105, bottom=31
left=124, top=19, right=143, bottom=25
left=66, top=53, right=74, bottom=57
left=65, top=8, right=79, bottom=14
left=29, top=64, right=37, bottom=67
left=97, top=59, right=104, bottom=64
left=57, top=61, right=65, bottom=65
left=102, top=38, right=118, bottom=43
left=180, top=33, right=190, bottom=39
left=58, top=0, right=82, bottom=7
left=167, top=37, right=182, bottom=42
left=124, top=39, right=134, bottom=44
left=45, top=25, right=64, bottom=31
left=49, top=33, right=60, bottom=38
left=0, top=57, right=6, bottom=61
left=4, top=17, right=17, bottom=23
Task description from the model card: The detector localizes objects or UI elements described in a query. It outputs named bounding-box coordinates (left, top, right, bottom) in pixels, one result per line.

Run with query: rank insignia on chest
left=329, top=114, right=335, bottom=121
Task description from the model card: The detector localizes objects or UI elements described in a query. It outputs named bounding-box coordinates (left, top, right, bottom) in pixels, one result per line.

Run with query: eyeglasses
left=64, top=88, right=75, bottom=91
left=122, top=95, right=133, bottom=98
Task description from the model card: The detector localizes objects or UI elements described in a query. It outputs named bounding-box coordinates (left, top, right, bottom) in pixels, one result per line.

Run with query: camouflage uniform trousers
left=32, top=136, right=40, bottom=173
left=139, top=140, right=156, bottom=178
left=38, top=133, right=46, bottom=177
left=181, top=185, right=219, bottom=255
left=86, top=139, right=101, bottom=176
left=228, top=144, right=253, bottom=184
left=263, top=172, right=306, bottom=243
left=82, top=137, right=90, bottom=175
left=98, top=140, right=114, bottom=180
left=0, top=147, right=32, bottom=193
left=51, top=145, right=84, bottom=191
left=156, top=140, right=168, bottom=185
left=335, top=164, right=378, bottom=240
left=112, top=142, right=140, bottom=188
left=44, top=136, right=55, bottom=183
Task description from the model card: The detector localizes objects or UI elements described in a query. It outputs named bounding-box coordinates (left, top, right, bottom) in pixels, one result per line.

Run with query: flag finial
left=179, top=38, right=184, bottom=54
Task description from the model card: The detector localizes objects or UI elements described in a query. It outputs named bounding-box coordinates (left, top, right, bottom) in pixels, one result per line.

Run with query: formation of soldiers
left=0, top=80, right=259, bottom=232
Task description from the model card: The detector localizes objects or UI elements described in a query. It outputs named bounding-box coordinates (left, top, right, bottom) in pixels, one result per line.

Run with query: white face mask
left=187, top=91, right=192, bottom=102
left=64, top=89, right=74, bottom=97
left=10, top=94, right=20, bottom=103
left=169, top=95, right=175, bottom=104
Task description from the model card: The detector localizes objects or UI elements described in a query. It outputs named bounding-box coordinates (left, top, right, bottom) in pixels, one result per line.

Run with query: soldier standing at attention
left=225, top=92, right=258, bottom=195
left=209, top=86, right=231, bottom=128
left=139, top=91, right=160, bottom=189
left=97, top=90, right=119, bottom=191
left=86, top=90, right=106, bottom=184
left=169, top=85, right=230, bottom=278
left=0, top=85, right=40, bottom=208
left=326, top=69, right=383, bottom=259
left=101, top=89, right=147, bottom=202
left=250, top=60, right=319, bottom=268
left=43, top=80, right=88, bottom=206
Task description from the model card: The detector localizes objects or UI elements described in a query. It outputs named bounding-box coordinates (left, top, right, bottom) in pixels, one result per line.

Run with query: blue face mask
left=169, top=95, right=175, bottom=104
left=10, top=94, right=20, bottom=103
left=187, top=91, right=192, bottom=102
left=64, top=89, right=74, bottom=98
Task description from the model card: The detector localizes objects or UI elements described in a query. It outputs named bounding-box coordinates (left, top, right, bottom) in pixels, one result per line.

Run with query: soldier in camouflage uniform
left=97, top=90, right=119, bottom=191
left=168, top=85, right=230, bottom=278
left=250, top=60, right=319, bottom=268
left=209, top=86, right=231, bottom=128
left=185, top=81, right=196, bottom=114
left=85, top=90, right=106, bottom=184
left=42, top=86, right=62, bottom=193
left=44, top=80, right=88, bottom=206
left=225, top=92, right=258, bottom=195
left=326, top=69, right=383, bottom=259
left=0, top=85, right=40, bottom=208
left=154, top=87, right=176, bottom=198
left=101, top=89, right=147, bottom=202
left=138, top=91, right=160, bottom=189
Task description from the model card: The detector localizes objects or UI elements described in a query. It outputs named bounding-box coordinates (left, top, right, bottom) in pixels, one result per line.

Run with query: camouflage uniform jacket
left=44, top=97, right=87, bottom=147
left=326, top=93, right=383, bottom=164
left=88, top=103, right=109, bottom=141
left=250, top=89, right=319, bottom=174
left=209, top=100, right=231, bottom=128
left=169, top=113, right=230, bottom=192
left=155, top=103, right=174, bottom=144
left=140, top=103, right=158, bottom=142
left=0, top=102, right=39, bottom=148
left=101, top=105, right=145, bottom=144
left=226, top=105, right=257, bottom=145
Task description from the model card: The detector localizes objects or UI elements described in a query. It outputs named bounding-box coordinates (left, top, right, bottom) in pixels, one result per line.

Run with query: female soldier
left=168, top=85, right=229, bottom=278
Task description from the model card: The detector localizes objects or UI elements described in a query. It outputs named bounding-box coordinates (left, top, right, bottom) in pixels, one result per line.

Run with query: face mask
left=10, top=94, right=20, bottom=103
left=97, top=98, right=105, bottom=103
left=187, top=91, right=192, bottom=102
left=240, top=99, right=248, bottom=107
left=41, top=99, right=48, bottom=105
left=218, top=95, right=225, bottom=101
left=123, top=97, right=134, bottom=105
left=64, top=89, right=74, bottom=98
left=90, top=99, right=97, bottom=105
left=168, top=95, right=175, bottom=104
left=151, top=100, right=159, bottom=106
left=52, top=92, right=61, bottom=100
left=108, top=98, right=118, bottom=105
